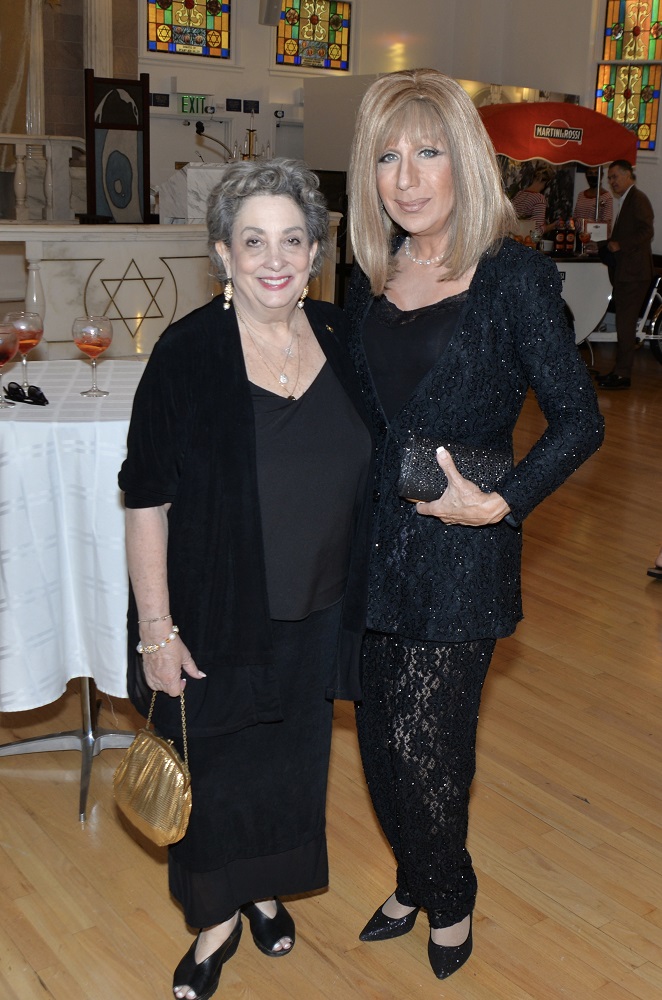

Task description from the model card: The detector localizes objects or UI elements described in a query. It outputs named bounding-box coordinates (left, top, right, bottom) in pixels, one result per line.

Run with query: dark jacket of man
left=610, top=185, right=654, bottom=284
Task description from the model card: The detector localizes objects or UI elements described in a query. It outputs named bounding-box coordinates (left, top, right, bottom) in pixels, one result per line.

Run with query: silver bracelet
left=137, top=613, right=172, bottom=624
left=137, top=625, right=180, bottom=655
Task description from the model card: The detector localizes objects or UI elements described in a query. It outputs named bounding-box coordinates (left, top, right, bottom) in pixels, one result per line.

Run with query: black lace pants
left=356, top=631, right=495, bottom=928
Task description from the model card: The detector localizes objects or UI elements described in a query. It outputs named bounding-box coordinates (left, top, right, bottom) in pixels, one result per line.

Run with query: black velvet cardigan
left=345, top=238, right=604, bottom=642
left=119, top=295, right=373, bottom=738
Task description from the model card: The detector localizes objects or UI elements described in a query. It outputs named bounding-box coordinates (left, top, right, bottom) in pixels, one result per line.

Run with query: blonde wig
left=348, top=69, right=517, bottom=294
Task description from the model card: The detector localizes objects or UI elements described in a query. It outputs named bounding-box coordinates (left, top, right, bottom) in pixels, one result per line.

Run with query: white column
left=13, top=144, right=28, bottom=221
left=85, top=0, right=114, bottom=77
left=43, top=142, right=54, bottom=220
left=26, top=0, right=45, bottom=135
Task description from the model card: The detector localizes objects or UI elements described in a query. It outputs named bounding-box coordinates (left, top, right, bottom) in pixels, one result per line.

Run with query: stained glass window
left=602, top=0, right=662, bottom=59
left=595, top=1, right=661, bottom=150
left=276, top=1, right=351, bottom=71
left=147, top=0, right=231, bottom=59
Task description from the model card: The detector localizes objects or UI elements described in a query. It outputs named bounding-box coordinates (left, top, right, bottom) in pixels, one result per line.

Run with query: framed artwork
left=84, top=70, right=152, bottom=223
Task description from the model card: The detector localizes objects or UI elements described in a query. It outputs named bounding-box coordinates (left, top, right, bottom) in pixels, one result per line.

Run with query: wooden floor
left=1, top=342, right=661, bottom=1000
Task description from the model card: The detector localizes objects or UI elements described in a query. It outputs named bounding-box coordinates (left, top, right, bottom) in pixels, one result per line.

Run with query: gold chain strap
left=180, top=692, right=188, bottom=765
left=146, top=690, right=189, bottom=767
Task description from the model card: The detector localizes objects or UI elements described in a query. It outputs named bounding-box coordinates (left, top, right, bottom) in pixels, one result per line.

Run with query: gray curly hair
left=207, top=158, right=331, bottom=280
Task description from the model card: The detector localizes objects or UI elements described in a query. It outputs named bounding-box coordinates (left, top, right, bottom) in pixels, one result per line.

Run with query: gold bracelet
left=137, top=613, right=172, bottom=624
left=137, top=625, right=179, bottom=655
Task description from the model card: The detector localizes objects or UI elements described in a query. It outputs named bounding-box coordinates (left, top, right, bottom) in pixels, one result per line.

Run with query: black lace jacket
left=345, top=238, right=604, bottom=642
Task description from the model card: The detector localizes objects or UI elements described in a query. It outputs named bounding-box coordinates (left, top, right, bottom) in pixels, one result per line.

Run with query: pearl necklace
left=403, top=236, right=446, bottom=266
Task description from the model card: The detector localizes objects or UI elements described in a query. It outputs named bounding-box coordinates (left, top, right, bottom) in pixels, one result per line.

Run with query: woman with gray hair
left=346, top=69, right=603, bottom=980
left=119, top=158, right=372, bottom=1000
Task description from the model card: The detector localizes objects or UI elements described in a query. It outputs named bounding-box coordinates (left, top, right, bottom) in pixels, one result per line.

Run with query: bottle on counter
left=554, top=220, right=566, bottom=256
left=565, top=218, right=577, bottom=255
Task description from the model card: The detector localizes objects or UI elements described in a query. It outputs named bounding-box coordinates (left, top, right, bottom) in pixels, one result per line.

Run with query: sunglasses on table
left=4, top=381, right=49, bottom=406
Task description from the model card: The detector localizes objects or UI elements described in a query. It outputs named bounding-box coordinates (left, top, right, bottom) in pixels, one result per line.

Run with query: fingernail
left=436, top=446, right=446, bottom=455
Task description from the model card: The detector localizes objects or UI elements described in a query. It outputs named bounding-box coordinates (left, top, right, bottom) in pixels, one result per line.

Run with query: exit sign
left=179, top=94, right=211, bottom=115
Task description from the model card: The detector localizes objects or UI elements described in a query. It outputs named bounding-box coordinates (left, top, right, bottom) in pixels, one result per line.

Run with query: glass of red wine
left=0, top=325, right=19, bottom=409
left=72, top=315, right=113, bottom=397
left=3, top=311, right=43, bottom=393
left=578, top=220, right=592, bottom=257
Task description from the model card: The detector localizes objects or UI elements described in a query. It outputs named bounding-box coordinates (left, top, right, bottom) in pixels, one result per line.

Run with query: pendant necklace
left=237, top=309, right=301, bottom=400
left=403, top=236, right=446, bottom=266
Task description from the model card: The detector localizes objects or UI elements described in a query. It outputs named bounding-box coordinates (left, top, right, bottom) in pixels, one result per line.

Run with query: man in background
left=597, top=160, right=654, bottom=390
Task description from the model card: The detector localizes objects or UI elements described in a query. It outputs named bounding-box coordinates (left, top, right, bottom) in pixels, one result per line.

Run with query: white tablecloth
left=0, top=359, right=146, bottom=710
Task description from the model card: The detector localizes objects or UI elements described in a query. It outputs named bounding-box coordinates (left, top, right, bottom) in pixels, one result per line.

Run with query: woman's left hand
left=415, top=446, right=511, bottom=526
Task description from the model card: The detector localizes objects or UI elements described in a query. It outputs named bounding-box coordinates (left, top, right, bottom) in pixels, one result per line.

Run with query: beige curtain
left=0, top=0, right=30, bottom=169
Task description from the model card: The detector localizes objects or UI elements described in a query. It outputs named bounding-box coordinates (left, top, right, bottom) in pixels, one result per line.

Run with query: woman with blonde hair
left=346, top=69, right=603, bottom=980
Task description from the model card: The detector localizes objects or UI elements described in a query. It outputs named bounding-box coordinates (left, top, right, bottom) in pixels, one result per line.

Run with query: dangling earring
left=297, top=285, right=309, bottom=310
left=223, top=276, right=233, bottom=310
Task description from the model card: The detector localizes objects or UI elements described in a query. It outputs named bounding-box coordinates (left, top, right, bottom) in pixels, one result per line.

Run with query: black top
left=253, top=362, right=372, bottom=620
left=363, top=293, right=467, bottom=420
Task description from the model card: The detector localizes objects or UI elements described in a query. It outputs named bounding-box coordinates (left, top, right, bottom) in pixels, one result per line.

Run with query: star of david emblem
left=100, top=259, right=165, bottom=338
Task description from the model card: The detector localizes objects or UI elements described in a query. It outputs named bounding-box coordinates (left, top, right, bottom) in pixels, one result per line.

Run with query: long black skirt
left=168, top=602, right=340, bottom=928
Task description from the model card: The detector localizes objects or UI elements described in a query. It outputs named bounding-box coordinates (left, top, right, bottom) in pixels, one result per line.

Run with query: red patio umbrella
left=478, top=101, right=637, bottom=166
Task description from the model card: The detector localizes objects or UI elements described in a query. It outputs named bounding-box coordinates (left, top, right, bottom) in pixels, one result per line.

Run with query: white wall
left=352, top=0, right=455, bottom=74
left=449, top=0, right=601, bottom=101
left=303, top=75, right=376, bottom=172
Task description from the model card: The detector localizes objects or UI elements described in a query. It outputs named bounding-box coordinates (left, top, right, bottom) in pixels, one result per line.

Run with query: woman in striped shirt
left=512, top=167, right=557, bottom=235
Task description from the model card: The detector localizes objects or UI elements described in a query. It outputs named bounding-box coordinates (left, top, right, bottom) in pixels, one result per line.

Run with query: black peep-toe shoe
left=242, top=900, right=295, bottom=957
left=173, top=917, right=242, bottom=1000
left=427, top=914, right=473, bottom=980
left=359, top=899, right=420, bottom=942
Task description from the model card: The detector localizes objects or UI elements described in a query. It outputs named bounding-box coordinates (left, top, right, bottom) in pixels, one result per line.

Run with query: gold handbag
left=113, top=691, right=192, bottom=847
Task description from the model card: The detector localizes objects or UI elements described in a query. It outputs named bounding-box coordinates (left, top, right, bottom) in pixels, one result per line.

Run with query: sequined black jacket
left=345, top=238, right=604, bottom=642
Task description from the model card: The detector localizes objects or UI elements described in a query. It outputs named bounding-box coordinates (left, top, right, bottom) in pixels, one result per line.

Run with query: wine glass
left=578, top=220, right=592, bottom=257
left=3, top=311, right=43, bottom=393
left=72, top=316, right=113, bottom=397
left=0, top=325, right=19, bottom=409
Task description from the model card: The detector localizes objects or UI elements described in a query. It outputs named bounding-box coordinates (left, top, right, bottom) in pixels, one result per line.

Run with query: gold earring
left=223, top=277, right=233, bottom=310
left=297, top=285, right=309, bottom=309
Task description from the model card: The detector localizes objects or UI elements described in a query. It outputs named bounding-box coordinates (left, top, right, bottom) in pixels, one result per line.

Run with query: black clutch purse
left=398, top=434, right=512, bottom=502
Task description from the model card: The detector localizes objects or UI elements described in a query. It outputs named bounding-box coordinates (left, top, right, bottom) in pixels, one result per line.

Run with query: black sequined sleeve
left=493, top=249, right=604, bottom=524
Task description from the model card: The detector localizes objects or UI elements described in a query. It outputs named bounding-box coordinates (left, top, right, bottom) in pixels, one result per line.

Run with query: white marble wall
left=159, top=163, right=228, bottom=224
left=0, top=223, right=218, bottom=358
left=0, top=212, right=340, bottom=356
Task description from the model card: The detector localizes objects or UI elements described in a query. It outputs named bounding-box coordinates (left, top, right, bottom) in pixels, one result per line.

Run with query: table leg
left=0, top=678, right=134, bottom=821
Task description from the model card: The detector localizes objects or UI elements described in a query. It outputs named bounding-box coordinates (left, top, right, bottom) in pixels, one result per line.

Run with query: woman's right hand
left=415, top=446, right=511, bottom=526
left=141, top=633, right=206, bottom=697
